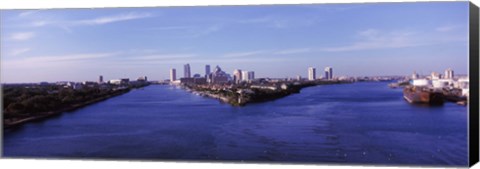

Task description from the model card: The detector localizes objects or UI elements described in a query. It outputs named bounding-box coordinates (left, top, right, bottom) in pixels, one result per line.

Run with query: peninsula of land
left=181, top=79, right=352, bottom=106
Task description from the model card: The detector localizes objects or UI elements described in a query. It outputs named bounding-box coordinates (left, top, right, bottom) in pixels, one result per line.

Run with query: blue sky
left=0, top=2, right=469, bottom=83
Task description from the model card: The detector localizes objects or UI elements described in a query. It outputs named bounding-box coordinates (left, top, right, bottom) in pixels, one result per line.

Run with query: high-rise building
left=98, top=75, right=103, bottom=83
left=170, top=68, right=177, bottom=82
left=210, top=65, right=229, bottom=84
left=308, top=67, right=316, bottom=81
left=241, top=70, right=255, bottom=82
left=205, top=65, right=211, bottom=77
left=242, top=71, right=249, bottom=81
left=233, top=69, right=242, bottom=84
left=296, top=75, right=302, bottom=81
left=247, top=71, right=255, bottom=80
left=324, top=67, right=333, bottom=80
left=444, top=68, right=454, bottom=79
left=184, top=64, right=191, bottom=78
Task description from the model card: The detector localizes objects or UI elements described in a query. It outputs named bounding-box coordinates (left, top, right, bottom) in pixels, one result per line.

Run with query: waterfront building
left=324, top=67, right=333, bottom=80
left=233, top=69, right=242, bottom=84
left=431, top=72, right=441, bottom=80
left=411, top=71, right=419, bottom=79
left=193, top=74, right=201, bottom=78
left=109, top=78, right=129, bottom=85
left=180, top=77, right=195, bottom=84
left=211, top=65, right=229, bottom=84
left=411, top=79, right=430, bottom=86
left=120, top=78, right=129, bottom=84
left=193, top=77, right=207, bottom=85
left=98, top=75, right=103, bottom=84
left=137, top=76, right=148, bottom=82
left=444, top=68, right=454, bottom=79
left=296, top=75, right=302, bottom=81
left=205, top=65, right=211, bottom=77
left=184, top=64, right=191, bottom=78
left=308, top=67, right=316, bottom=81
left=170, top=69, right=177, bottom=82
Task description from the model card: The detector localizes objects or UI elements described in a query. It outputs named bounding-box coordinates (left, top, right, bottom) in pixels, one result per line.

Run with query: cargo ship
left=403, top=86, right=444, bottom=105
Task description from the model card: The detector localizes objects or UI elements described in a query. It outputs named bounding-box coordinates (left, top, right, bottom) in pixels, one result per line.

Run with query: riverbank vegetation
left=2, top=82, right=149, bottom=128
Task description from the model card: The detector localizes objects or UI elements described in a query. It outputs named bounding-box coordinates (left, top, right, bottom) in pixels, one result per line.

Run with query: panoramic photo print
left=1, top=1, right=472, bottom=167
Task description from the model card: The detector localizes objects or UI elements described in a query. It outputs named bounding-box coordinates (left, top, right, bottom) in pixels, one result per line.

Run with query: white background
left=0, top=0, right=479, bottom=169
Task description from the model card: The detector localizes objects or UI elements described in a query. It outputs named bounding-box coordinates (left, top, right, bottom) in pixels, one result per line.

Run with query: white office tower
left=170, top=68, right=177, bottom=82
left=324, top=67, right=333, bottom=80
left=308, top=67, right=316, bottom=81
left=444, top=68, right=454, bottom=79
left=184, top=64, right=191, bottom=78
left=242, top=71, right=249, bottom=81
left=233, top=69, right=242, bottom=84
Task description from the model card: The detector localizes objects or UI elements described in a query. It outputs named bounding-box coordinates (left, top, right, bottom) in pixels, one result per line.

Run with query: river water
left=3, top=82, right=468, bottom=166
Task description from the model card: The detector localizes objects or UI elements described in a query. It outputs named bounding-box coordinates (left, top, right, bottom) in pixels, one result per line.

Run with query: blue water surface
left=3, top=82, right=468, bottom=166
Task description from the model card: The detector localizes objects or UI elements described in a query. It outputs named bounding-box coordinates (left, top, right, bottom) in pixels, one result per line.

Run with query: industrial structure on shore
left=402, top=68, right=469, bottom=106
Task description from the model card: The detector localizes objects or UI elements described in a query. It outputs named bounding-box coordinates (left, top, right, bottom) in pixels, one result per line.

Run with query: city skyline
left=1, top=2, right=469, bottom=83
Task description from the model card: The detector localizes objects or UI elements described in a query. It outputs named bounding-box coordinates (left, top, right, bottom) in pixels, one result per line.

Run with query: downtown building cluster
left=169, top=64, right=255, bottom=85
left=410, top=68, right=469, bottom=97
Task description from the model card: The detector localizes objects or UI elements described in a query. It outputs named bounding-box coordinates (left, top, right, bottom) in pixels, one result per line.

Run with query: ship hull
left=403, top=86, right=444, bottom=105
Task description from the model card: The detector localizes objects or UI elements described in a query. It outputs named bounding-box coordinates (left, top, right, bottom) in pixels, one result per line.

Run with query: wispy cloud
left=319, top=29, right=423, bottom=52
left=10, top=32, right=35, bottom=41
left=435, top=25, right=459, bottom=32
left=25, top=52, right=119, bottom=62
left=125, top=54, right=197, bottom=61
left=274, top=48, right=311, bottom=55
left=10, top=48, right=31, bottom=56
left=3, top=52, right=121, bottom=71
left=31, top=20, right=50, bottom=27
left=18, top=10, right=41, bottom=17
left=238, top=16, right=272, bottom=24
left=190, top=24, right=223, bottom=38
left=73, top=12, right=152, bottom=26
left=238, top=15, right=320, bottom=29
left=223, top=50, right=268, bottom=58
left=144, top=26, right=191, bottom=31
left=15, top=12, right=153, bottom=33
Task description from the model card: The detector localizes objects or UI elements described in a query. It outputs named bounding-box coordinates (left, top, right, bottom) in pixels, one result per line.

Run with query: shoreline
left=183, top=80, right=352, bottom=106
left=4, top=89, right=132, bottom=129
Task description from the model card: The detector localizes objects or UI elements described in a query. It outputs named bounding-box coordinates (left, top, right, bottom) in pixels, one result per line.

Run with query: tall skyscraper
left=324, top=67, right=333, bottom=80
left=444, top=68, right=454, bottom=79
left=98, top=75, right=103, bottom=83
left=247, top=71, right=255, bottom=80
left=205, top=65, right=211, bottom=77
left=170, top=68, right=177, bottom=82
left=233, top=69, right=242, bottom=84
left=240, top=70, right=255, bottom=82
left=308, top=67, right=316, bottom=81
left=184, top=64, right=191, bottom=78
left=242, top=71, right=249, bottom=81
